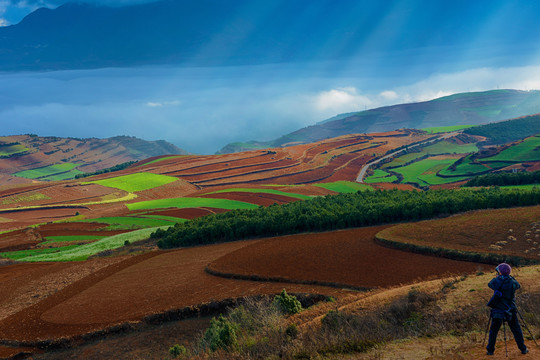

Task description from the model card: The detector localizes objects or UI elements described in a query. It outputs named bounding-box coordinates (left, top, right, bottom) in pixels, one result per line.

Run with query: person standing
left=486, top=263, right=528, bottom=356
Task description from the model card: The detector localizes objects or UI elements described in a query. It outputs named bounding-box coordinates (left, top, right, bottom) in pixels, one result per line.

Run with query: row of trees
left=464, top=170, right=540, bottom=187
left=153, top=188, right=540, bottom=249
left=463, top=114, right=540, bottom=145
left=74, top=161, right=137, bottom=179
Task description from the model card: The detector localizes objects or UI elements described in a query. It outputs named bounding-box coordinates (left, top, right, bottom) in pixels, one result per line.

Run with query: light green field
left=422, top=125, right=476, bottom=134
left=141, top=155, right=187, bottom=166
left=364, top=169, right=398, bottom=183
left=482, top=135, right=540, bottom=162
left=14, top=227, right=167, bottom=262
left=43, top=235, right=108, bottom=243
left=393, top=158, right=470, bottom=185
left=80, top=216, right=176, bottom=229
left=383, top=141, right=478, bottom=169
left=0, top=245, right=80, bottom=261
left=85, top=172, right=178, bottom=192
left=127, top=197, right=259, bottom=211
left=203, top=188, right=312, bottom=200
left=0, top=143, right=29, bottom=157
left=14, top=163, right=82, bottom=180
left=314, top=181, right=373, bottom=193
left=500, top=184, right=539, bottom=190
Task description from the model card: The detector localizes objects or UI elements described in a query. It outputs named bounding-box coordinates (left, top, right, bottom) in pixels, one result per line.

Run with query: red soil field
left=377, top=206, right=540, bottom=260
left=0, top=241, right=348, bottom=345
left=199, top=191, right=302, bottom=206
left=142, top=207, right=228, bottom=219
left=207, top=226, right=485, bottom=289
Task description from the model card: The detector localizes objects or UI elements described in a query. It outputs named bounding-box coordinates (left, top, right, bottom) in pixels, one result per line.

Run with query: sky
left=1, top=0, right=540, bottom=154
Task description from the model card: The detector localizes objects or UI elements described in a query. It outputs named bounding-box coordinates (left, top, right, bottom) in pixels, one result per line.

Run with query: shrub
left=272, top=290, right=303, bottom=315
left=285, top=323, right=299, bottom=339
left=168, top=344, right=187, bottom=358
left=201, top=315, right=238, bottom=352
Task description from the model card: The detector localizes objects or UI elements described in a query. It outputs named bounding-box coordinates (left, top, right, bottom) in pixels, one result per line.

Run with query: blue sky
left=1, top=1, right=540, bottom=153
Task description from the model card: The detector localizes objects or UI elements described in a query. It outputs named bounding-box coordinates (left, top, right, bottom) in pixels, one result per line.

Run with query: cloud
left=146, top=100, right=181, bottom=107
left=378, top=90, right=398, bottom=100
left=314, top=87, right=372, bottom=113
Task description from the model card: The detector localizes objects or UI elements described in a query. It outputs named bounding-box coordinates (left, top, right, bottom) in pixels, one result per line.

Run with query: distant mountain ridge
left=0, top=134, right=188, bottom=183
left=218, top=89, right=540, bottom=153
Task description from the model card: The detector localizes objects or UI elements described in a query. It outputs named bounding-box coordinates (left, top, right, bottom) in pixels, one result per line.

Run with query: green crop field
left=80, top=216, right=176, bottom=229
left=85, top=172, right=177, bottom=192
left=86, top=172, right=178, bottom=192
left=0, top=143, right=29, bottom=157
left=314, top=181, right=373, bottom=193
left=43, top=235, right=108, bottom=243
left=126, top=197, right=260, bottom=211
left=0, top=245, right=80, bottom=261
left=203, top=188, right=312, bottom=200
left=364, top=169, right=397, bottom=183
left=393, top=158, right=470, bottom=185
left=422, top=125, right=476, bottom=134
left=382, top=141, right=478, bottom=169
left=11, top=227, right=167, bottom=262
left=500, top=184, right=539, bottom=190
left=482, top=135, right=540, bottom=162
left=14, top=163, right=82, bottom=180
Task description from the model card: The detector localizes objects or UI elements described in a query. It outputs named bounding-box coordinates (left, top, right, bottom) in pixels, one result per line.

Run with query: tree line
left=152, top=188, right=540, bottom=249
left=463, top=115, right=540, bottom=145
left=464, top=170, right=540, bottom=187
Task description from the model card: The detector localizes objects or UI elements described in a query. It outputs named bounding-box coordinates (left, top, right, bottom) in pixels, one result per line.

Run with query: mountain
left=2, top=0, right=539, bottom=71
left=218, top=89, right=540, bottom=153
left=0, top=134, right=188, bottom=183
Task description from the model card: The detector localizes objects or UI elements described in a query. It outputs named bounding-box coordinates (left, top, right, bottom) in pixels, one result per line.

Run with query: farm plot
left=0, top=142, right=29, bottom=157
left=364, top=169, right=398, bottom=183
left=392, top=157, right=470, bottom=186
left=422, top=125, right=476, bottom=134
left=0, top=241, right=347, bottom=345
left=14, top=163, right=84, bottom=181
left=376, top=206, right=540, bottom=262
left=207, top=226, right=483, bottom=289
left=482, top=134, right=540, bottom=163
left=84, top=172, right=177, bottom=192
left=201, top=187, right=312, bottom=200
left=126, top=197, right=259, bottom=211
left=79, top=216, right=177, bottom=229
left=313, top=181, right=373, bottom=193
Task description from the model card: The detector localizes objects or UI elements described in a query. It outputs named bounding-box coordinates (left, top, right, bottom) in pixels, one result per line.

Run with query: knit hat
left=496, top=263, right=511, bottom=275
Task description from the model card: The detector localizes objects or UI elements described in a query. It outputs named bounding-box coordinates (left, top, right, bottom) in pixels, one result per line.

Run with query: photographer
left=486, top=263, right=528, bottom=356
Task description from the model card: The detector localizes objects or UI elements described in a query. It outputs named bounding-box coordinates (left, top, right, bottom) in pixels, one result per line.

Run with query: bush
left=168, top=344, right=187, bottom=358
left=272, top=290, right=303, bottom=315
left=201, top=315, right=238, bottom=352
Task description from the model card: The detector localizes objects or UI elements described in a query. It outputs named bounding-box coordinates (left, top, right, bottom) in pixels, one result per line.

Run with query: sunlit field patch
left=85, top=172, right=177, bottom=192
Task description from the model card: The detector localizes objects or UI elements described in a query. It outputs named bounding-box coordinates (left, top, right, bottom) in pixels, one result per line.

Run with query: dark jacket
left=488, top=275, right=520, bottom=312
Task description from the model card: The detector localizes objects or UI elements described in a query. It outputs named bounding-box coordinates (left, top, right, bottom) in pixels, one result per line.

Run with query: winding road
left=356, top=131, right=461, bottom=183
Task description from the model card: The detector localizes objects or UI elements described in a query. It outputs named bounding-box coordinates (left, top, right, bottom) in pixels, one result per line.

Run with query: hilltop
left=219, top=89, right=540, bottom=153
left=0, top=135, right=188, bottom=186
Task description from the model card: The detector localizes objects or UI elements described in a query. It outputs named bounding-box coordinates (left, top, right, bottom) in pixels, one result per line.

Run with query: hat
left=496, top=263, right=511, bottom=275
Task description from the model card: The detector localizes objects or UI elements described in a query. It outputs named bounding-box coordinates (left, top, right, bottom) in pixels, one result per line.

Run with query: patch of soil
left=377, top=206, right=540, bottom=260
left=207, top=226, right=484, bottom=289
left=141, top=207, right=227, bottom=219
left=199, top=192, right=301, bottom=206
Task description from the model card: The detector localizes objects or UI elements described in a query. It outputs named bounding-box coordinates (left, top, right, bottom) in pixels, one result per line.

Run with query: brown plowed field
left=377, top=206, right=540, bottom=260
left=207, top=226, right=484, bottom=289
left=199, top=192, right=302, bottom=206
left=0, top=241, right=348, bottom=344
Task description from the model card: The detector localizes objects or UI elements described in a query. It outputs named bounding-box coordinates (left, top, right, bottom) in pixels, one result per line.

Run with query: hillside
left=0, top=135, right=188, bottom=184
left=219, top=89, right=540, bottom=153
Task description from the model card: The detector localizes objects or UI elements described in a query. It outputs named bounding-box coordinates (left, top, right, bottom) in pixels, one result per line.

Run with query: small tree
left=272, top=289, right=302, bottom=315
left=201, top=315, right=238, bottom=352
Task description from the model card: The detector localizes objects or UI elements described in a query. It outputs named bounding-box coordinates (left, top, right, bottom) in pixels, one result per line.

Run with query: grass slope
left=364, top=169, right=398, bottom=183
left=14, top=163, right=83, bottom=180
left=314, top=181, right=373, bottom=193
left=127, top=197, right=259, bottom=211
left=86, top=172, right=177, bottom=192
left=482, top=134, right=540, bottom=162
left=393, top=158, right=469, bottom=185
left=17, top=227, right=166, bottom=262
left=203, top=188, right=312, bottom=200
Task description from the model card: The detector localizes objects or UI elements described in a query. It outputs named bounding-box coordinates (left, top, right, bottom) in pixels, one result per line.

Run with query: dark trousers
left=486, top=311, right=527, bottom=353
